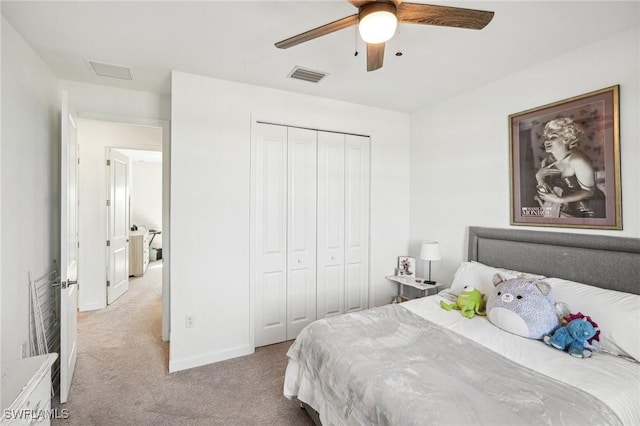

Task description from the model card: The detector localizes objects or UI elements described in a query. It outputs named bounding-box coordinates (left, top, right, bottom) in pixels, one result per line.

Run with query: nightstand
left=386, top=275, right=445, bottom=303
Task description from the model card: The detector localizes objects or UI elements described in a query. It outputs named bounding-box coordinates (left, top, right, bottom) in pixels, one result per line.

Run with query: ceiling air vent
left=288, top=66, right=328, bottom=83
left=86, top=59, right=133, bottom=80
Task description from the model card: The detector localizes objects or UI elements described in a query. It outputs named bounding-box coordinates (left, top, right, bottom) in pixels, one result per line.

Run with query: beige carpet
left=53, top=262, right=313, bottom=426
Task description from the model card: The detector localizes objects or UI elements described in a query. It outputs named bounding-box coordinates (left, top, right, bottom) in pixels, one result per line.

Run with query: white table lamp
left=419, top=241, right=441, bottom=284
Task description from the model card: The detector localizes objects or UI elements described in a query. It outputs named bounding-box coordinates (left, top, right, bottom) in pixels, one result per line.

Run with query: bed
left=283, top=226, right=640, bottom=425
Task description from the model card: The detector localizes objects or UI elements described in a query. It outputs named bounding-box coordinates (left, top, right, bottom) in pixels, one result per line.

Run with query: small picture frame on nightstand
left=397, top=256, right=415, bottom=276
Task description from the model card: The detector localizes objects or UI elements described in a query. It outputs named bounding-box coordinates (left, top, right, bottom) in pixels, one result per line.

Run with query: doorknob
left=61, top=279, right=78, bottom=289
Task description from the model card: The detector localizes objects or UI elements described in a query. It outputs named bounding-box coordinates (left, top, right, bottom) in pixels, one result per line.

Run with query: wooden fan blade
left=397, top=3, right=494, bottom=30
left=348, top=0, right=370, bottom=7
left=275, top=14, right=358, bottom=49
left=367, top=42, right=385, bottom=72
left=349, top=0, right=403, bottom=7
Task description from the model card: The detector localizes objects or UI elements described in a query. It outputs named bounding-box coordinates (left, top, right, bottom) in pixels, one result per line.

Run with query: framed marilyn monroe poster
left=509, top=85, right=621, bottom=229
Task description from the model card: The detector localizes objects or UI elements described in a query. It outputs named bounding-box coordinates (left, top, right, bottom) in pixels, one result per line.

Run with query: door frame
left=78, top=113, right=171, bottom=342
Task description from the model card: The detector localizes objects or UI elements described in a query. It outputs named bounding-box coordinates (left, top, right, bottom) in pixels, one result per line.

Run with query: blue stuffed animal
left=543, top=318, right=597, bottom=358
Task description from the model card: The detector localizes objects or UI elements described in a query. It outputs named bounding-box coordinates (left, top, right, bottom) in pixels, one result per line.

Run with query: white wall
left=409, top=26, right=640, bottom=284
left=131, top=161, right=163, bottom=248
left=1, top=17, right=60, bottom=363
left=60, top=80, right=170, bottom=123
left=77, top=120, right=162, bottom=311
left=170, top=71, right=411, bottom=372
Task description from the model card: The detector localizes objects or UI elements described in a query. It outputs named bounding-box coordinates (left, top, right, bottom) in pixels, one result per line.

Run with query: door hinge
left=106, top=199, right=110, bottom=207
left=106, top=159, right=111, bottom=166
left=77, top=242, right=80, bottom=248
left=106, top=240, right=111, bottom=247
left=77, top=158, right=80, bottom=165
left=106, top=280, right=111, bottom=287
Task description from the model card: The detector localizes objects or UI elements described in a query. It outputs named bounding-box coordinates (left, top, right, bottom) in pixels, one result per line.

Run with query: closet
left=253, top=123, right=370, bottom=347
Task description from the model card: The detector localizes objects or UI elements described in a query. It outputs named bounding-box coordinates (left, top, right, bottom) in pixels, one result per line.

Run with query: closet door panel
left=321, top=264, right=342, bottom=315
left=286, top=127, right=317, bottom=339
left=345, top=263, right=365, bottom=311
left=262, top=272, right=286, bottom=327
left=254, top=123, right=288, bottom=347
left=344, top=135, right=370, bottom=312
left=288, top=269, right=312, bottom=323
left=317, top=132, right=346, bottom=318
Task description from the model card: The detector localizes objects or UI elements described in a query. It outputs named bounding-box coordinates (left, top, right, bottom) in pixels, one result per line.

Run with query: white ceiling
left=2, top=1, right=638, bottom=113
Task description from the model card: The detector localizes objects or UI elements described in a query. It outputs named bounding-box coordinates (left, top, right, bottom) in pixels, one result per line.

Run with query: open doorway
left=110, top=148, right=163, bottom=298
left=76, top=117, right=170, bottom=345
left=112, top=149, right=163, bottom=277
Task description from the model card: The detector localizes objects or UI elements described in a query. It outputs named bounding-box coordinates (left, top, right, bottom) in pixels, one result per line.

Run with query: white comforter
left=284, top=294, right=640, bottom=425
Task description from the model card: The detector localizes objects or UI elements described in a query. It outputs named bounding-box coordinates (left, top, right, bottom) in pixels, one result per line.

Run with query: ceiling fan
left=275, top=0, right=494, bottom=72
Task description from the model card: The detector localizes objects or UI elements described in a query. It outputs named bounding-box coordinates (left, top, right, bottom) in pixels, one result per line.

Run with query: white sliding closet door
left=253, top=123, right=369, bottom=347
left=317, top=132, right=345, bottom=318
left=286, top=128, right=317, bottom=339
left=254, top=123, right=288, bottom=347
left=344, top=135, right=370, bottom=312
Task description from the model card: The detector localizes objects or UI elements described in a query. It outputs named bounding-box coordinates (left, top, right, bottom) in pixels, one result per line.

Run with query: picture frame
left=509, top=85, right=621, bottom=229
left=397, top=256, right=416, bottom=276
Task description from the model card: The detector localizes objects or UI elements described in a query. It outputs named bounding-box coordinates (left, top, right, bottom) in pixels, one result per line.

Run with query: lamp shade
left=419, top=241, right=441, bottom=261
left=358, top=3, right=398, bottom=44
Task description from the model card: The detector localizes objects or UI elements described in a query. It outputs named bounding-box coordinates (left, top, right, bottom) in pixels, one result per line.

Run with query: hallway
left=53, top=261, right=167, bottom=423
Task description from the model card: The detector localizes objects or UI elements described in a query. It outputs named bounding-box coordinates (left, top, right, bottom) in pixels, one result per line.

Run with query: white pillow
left=495, top=266, right=546, bottom=282
left=450, top=261, right=502, bottom=298
left=546, top=277, right=640, bottom=362
left=451, top=261, right=546, bottom=300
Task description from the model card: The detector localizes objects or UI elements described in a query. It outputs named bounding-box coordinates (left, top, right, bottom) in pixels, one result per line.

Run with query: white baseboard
left=79, top=302, right=105, bottom=312
left=169, top=345, right=255, bottom=373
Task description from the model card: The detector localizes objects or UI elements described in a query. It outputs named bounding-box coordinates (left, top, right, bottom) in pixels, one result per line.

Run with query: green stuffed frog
left=440, top=285, right=486, bottom=318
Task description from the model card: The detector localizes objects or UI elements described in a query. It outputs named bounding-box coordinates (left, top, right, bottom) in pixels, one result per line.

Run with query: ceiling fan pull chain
left=395, top=27, right=403, bottom=57
left=354, top=24, right=359, bottom=56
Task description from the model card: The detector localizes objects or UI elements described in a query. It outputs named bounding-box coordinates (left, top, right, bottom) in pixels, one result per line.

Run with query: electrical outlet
left=21, top=342, right=28, bottom=358
left=185, top=314, right=195, bottom=328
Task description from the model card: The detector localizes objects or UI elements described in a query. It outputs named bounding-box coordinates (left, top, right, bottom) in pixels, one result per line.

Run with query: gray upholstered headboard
left=468, top=227, right=640, bottom=295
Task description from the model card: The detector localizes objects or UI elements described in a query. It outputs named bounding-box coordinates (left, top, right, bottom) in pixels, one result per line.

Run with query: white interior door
left=254, top=123, right=288, bottom=347
left=60, top=91, right=79, bottom=403
left=107, top=150, right=130, bottom=304
left=286, top=127, right=317, bottom=339
left=317, top=131, right=345, bottom=318
left=344, top=135, right=370, bottom=312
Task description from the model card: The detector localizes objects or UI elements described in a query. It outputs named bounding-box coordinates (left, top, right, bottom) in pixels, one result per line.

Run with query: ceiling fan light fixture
left=358, top=3, right=397, bottom=44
